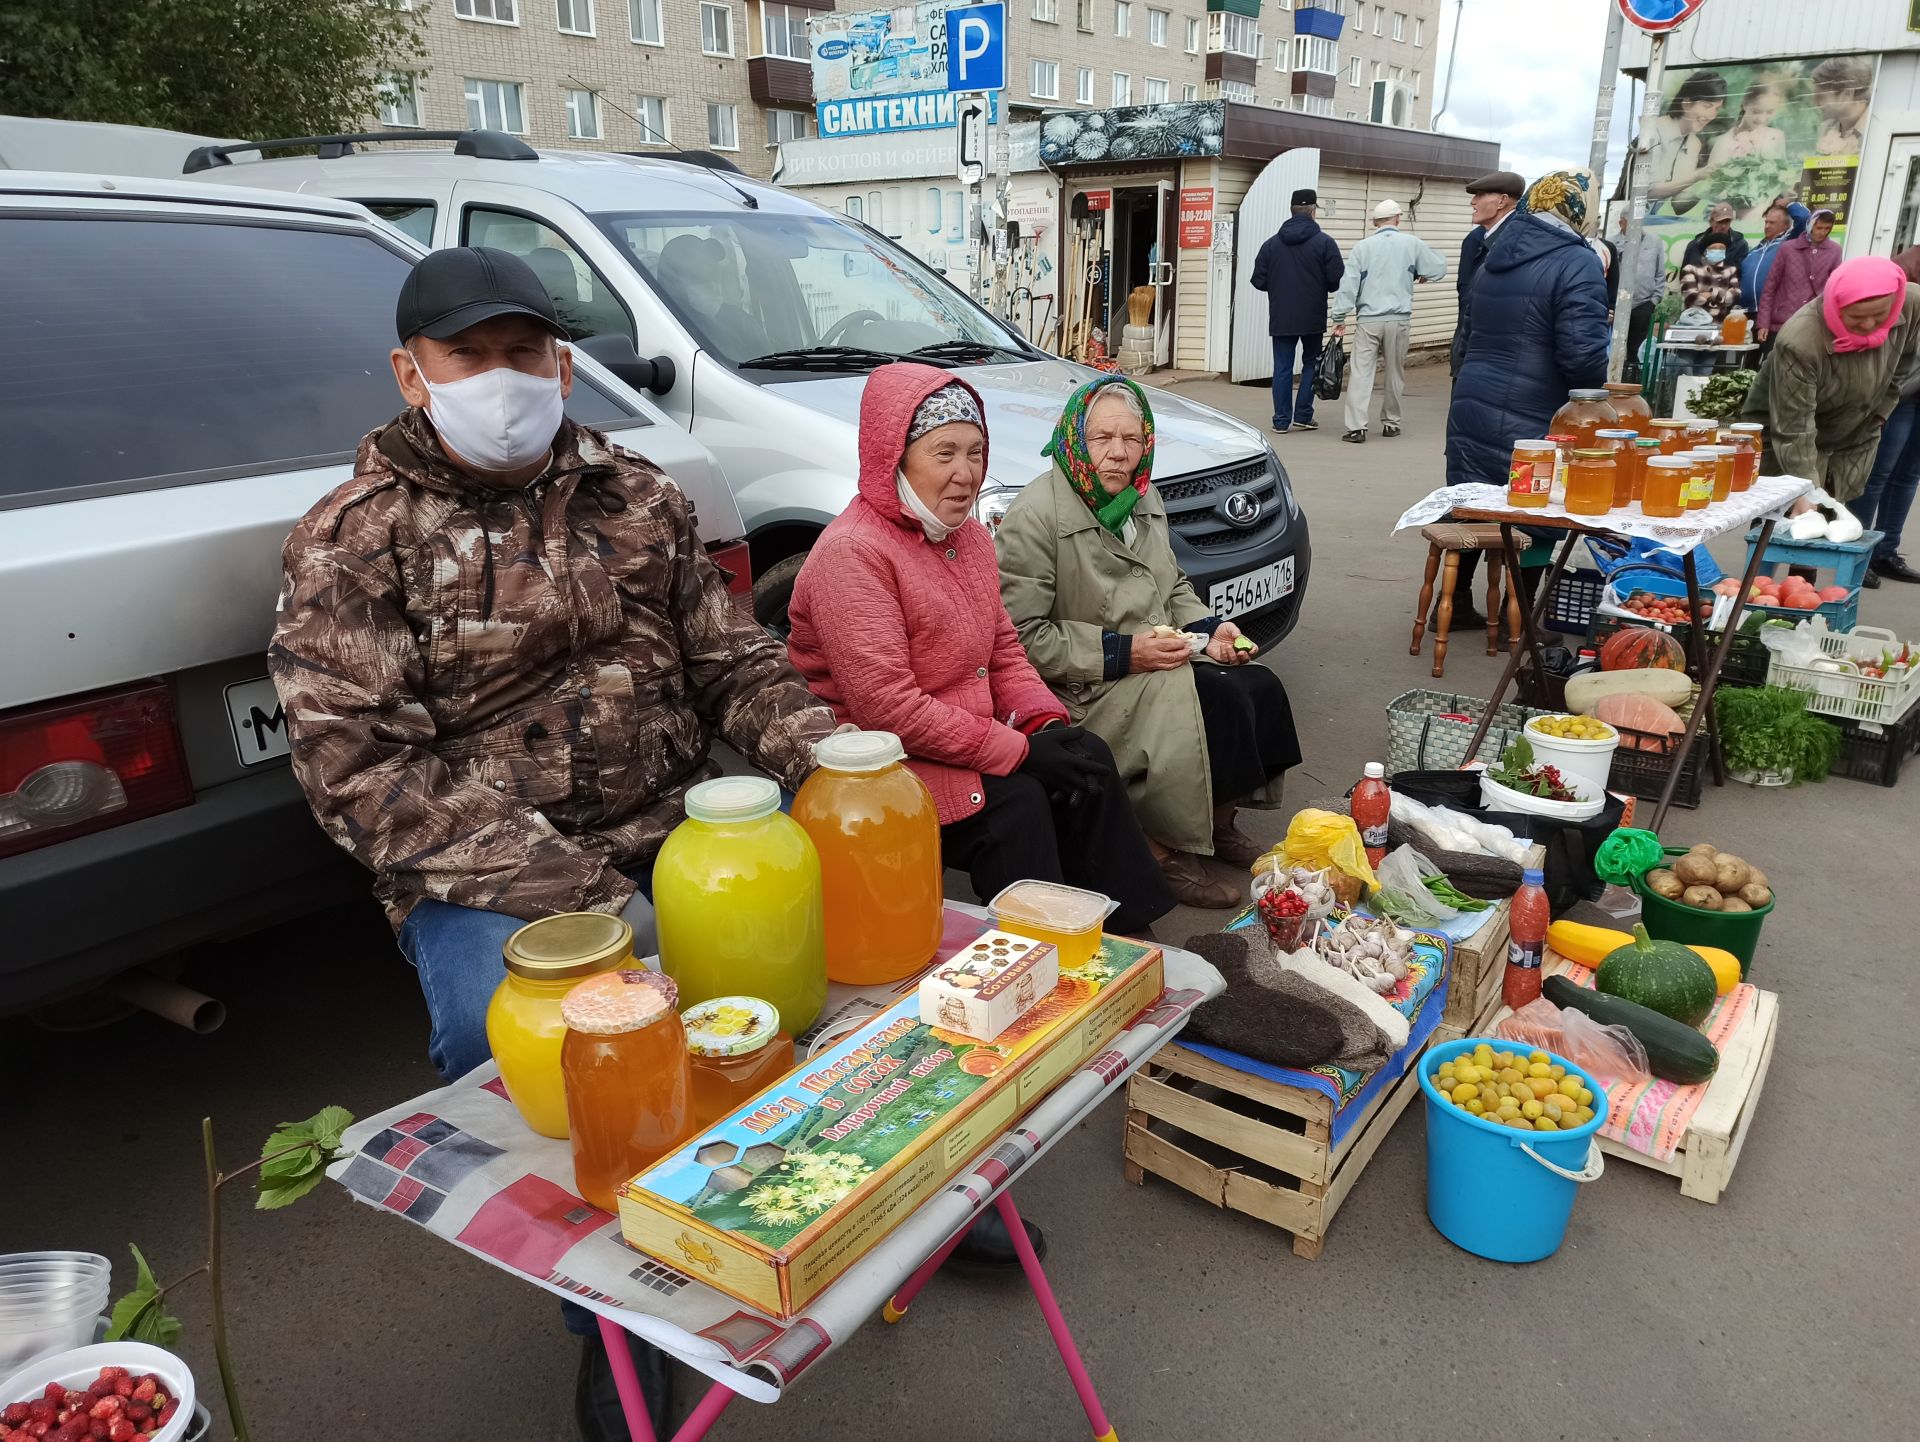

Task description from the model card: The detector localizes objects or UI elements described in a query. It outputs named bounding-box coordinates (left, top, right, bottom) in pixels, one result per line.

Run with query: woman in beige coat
left=996, top=377, right=1300, bottom=909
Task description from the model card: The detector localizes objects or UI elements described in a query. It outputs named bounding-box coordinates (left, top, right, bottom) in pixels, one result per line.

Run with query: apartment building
left=372, top=1, right=1440, bottom=183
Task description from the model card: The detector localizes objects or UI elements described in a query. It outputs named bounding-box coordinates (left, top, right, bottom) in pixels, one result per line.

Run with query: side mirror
left=575, top=333, right=677, bottom=396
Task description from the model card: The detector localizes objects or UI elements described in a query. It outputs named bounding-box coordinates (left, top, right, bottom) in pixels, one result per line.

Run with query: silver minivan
left=202, top=131, right=1311, bottom=640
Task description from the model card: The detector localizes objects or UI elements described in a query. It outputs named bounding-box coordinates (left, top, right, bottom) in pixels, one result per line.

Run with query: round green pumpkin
left=1595, top=924, right=1717, bottom=1027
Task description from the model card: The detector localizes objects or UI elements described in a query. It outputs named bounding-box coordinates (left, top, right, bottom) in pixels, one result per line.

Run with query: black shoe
left=1271, top=423, right=1290, bottom=433
left=577, top=1329, right=673, bottom=1441
left=1382, top=422, right=1402, bottom=438
left=1873, top=553, right=1920, bottom=583
left=944, top=1209, right=1047, bottom=1272
left=1293, top=418, right=1320, bottom=431
left=1342, top=429, right=1367, bottom=444
left=1864, top=569, right=1882, bottom=589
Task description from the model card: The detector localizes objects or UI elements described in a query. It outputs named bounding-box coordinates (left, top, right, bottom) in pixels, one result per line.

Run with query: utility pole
left=1610, top=29, right=1668, bottom=382
left=1588, top=0, right=1625, bottom=187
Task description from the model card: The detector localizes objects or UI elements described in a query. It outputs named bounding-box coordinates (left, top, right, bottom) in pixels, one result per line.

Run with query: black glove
left=1018, top=726, right=1110, bottom=804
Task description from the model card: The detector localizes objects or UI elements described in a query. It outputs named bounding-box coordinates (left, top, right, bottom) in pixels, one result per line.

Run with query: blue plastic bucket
left=1419, top=1038, right=1609, bottom=1263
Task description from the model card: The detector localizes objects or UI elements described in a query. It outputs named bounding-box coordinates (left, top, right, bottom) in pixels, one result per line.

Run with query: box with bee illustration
left=916, top=929, right=1059, bottom=1042
left=617, top=935, right=1163, bottom=1318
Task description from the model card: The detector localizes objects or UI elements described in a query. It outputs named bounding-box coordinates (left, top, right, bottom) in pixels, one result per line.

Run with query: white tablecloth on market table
left=325, top=905, right=1223, bottom=1404
left=1393, top=473, right=1812, bottom=554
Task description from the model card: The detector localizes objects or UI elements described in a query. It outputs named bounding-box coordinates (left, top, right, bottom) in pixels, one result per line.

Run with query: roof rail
left=183, top=129, right=538, bottom=174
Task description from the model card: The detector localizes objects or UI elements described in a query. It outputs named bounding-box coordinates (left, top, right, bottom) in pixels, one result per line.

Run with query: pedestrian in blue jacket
left=1250, top=188, right=1344, bottom=432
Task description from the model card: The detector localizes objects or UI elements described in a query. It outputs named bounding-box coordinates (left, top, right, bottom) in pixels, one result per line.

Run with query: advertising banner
left=1178, top=188, right=1214, bottom=248
left=809, top=4, right=999, bottom=137
left=1638, top=53, right=1876, bottom=267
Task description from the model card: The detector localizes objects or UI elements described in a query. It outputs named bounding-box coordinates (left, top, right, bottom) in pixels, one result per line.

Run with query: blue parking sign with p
left=946, top=2, right=1006, bottom=93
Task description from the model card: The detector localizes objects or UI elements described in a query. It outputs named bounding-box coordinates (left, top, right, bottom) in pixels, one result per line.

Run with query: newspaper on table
left=327, top=905, right=1223, bottom=1403
left=1393, top=474, right=1812, bottom=554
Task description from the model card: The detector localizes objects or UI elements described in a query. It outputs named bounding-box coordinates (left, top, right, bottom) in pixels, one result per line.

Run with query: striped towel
left=1557, top=962, right=1758, bottom=1163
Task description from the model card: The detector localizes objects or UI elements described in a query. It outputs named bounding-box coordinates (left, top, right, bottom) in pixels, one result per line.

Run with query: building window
left=1392, top=11, right=1405, bottom=41
left=1112, top=71, right=1131, bottom=105
left=629, top=0, right=662, bottom=44
left=1275, top=40, right=1289, bottom=72
left=1347, top=55, right=1361, bottom=86
left=1076, top=67, right=1094, bottom=103
left=1373, top=4, right=1384, bottom=36
left=556, top=0, right=594, bottom=35
left=564, top=88, right=600, bottom=138
left=763, top=2, right=808, bottom=59
left=1144, top=75, right=1168, bottom=104
left=1185, top=16, right=1199, bottom=52
left=455, top=0, right=517, bottom=22
left=1414, top=15, right=1425, bottom=45
left=1076, top=0, right=1092, bottom=31
left=1181, top=83, right=1197, bottom=101
left=378, top=73, right=421, bottom=128
left=1218, top=13, right=1257, bottom=58
left=1291, top=34, right=1336, bottom=74
left=634, top=94, right=670, bottom=143
left=1391, top=63, right=1403, bottom=82
left=1223, top=80, right=1255, bottom=103
left=1030, top=58, right=1060, bottom=99
left=700, top=2, right=732, bottom=55
left=766, top=108, right=809, bottom=144
left=1411, top=68, right=1421, bottom=97
left=464, top=79, right=526, bottom=133
left=707, top=101, right=738, bottom=149
left=1114, top=1, right=1130, bottom=38
left=1148, top=7, right=1167, bottom=45
left=1304, top=93, right=1334, bottom=116
left=1033, top=0, right=1057, bottom=20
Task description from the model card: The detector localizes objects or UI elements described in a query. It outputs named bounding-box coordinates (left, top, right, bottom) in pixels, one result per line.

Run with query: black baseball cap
left=395, top=246, right=569, bottom=343
left=1291, top=188, right=1319, bottom=207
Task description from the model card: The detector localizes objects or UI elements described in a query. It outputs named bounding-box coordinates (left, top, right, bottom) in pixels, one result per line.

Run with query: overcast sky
left=1430, top=0, right=1639, bottom=190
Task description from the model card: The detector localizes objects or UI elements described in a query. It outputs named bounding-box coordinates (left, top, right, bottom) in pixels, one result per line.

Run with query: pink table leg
left=670, top=1382, right=737, bottom=1442
left=994, top=1193, right=1118, bottom=1442
left=596, top=1314, right=739, bottom=1442
left=882, top=1221, right=972, bottom=1324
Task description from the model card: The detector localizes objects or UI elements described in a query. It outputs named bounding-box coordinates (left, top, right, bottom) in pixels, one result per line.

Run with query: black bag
left=1315, top=333, right=1346, bottom=401
left=1388, top=770, right=1626, bottom=912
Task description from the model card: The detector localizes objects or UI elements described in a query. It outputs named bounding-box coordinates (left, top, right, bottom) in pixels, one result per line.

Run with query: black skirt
left=1190, top=662, right=1302, bottom=804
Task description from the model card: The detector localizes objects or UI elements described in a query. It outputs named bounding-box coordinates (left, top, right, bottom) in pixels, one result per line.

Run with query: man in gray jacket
left=1330, top=199, right=1448, bottom=443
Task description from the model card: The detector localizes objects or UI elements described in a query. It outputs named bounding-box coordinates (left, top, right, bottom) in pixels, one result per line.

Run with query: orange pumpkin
left=1594, top=692, right=1684, bottom=749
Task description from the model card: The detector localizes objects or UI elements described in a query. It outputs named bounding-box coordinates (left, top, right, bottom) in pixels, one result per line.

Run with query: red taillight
left=706, top=540, right=755, bottom=616
left=0, top=681, right=192, bottom=860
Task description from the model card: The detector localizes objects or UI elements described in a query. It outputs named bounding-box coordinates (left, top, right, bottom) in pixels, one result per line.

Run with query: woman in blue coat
left=1446, top=168, right=1612, bottom=489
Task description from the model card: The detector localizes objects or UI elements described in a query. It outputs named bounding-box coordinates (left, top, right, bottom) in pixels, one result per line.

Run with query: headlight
left=975, top=485, right=1019, bottom=536
left=1266, top=444, right=1301, bottom=520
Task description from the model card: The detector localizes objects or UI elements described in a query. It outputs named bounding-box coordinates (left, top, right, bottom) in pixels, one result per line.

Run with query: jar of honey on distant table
left=1595, top=429, right=1640, bottom=508
left=1641, top=456, right=1690, bottom=518
left=682, top=995, right=796, bottom=1133
left=1565, top=449, right=1618, bottom=516
left=1507, top=440, right=1557, bottom=508
left=561, top=969, right=691, bottom=1211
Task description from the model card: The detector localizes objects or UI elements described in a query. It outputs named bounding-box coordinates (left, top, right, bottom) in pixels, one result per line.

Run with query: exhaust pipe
left=106, top=970, right=227, bottom=1034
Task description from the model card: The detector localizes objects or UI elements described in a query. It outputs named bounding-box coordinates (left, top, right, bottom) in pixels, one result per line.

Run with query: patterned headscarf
left=1043, top=376, right=1157, bottom=535
left=1521, top=167, right=1596, bottom=236
left=906, top=382, right=984, bottom=444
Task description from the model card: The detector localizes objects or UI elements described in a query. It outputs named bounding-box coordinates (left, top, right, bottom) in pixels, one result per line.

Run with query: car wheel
left=752, top=552, right=810, bottom=639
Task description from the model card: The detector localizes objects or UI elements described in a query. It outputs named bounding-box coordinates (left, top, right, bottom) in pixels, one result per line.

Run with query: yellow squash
left=1690, top=944, right=1743, bottom=996
left=1546, top=921, right=1633, bottom=968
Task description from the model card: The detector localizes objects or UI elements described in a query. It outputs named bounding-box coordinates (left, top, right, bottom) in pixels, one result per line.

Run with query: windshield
left=593, top=209, right=1028, bottom=366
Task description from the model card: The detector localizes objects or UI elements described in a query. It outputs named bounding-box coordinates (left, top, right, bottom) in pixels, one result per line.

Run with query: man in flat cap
left=1449, top=170, right=1524, bottom=380
left=1250, top=186, right=1345, bottom=433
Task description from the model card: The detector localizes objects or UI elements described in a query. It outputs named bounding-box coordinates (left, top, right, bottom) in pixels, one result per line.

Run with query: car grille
left=1154, top=459, right=1267, bottom=504
left=1239, top=595, right=1300, bottom=650
left=1158, top=458, right=1290, bottom=553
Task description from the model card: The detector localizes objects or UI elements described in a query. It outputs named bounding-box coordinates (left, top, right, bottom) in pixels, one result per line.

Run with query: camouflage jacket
left=269, top=410, right=835, bottom=930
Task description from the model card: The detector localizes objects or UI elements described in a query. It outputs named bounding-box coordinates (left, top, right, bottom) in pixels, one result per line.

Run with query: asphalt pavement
left=4, top=362, right=1916, bottom=1440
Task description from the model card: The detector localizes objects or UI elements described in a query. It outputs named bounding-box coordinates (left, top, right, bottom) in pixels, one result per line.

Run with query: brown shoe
left=1210, top=820, right=1265, bottom=868
left=1157, top=851, right=1246, bottom=909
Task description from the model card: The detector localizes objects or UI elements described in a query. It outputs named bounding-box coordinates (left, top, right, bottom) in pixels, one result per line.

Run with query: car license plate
left=1209, top=557, right=1295, bottom=620
left=225, top=677, right=291, bottom=767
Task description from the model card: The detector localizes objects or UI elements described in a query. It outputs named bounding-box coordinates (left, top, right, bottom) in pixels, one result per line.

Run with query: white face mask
left=410, top=352, right=565, bottom=474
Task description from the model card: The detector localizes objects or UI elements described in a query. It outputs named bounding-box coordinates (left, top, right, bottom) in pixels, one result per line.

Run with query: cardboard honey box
left=618, top=937, right=1164, bottom=1318
left=917, top=929, right=1059, bottom=1042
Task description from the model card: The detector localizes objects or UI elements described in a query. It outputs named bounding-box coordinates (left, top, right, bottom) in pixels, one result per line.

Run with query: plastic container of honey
left=987, top=880, right=1118, bottom=972
left=681, top=996, right=795, bottom=1134
left=487, top=913, right=632, bottom=1139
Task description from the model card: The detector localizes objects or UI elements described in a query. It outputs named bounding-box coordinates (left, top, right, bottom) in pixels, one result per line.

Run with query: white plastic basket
left=1765, top=625, right=1920, bottom=724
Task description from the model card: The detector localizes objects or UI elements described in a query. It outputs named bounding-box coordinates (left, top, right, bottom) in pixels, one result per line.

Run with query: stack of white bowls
left=0, top=1253, right=113, bottom=1373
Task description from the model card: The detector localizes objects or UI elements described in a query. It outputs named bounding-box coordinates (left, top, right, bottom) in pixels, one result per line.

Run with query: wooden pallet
left=1122, top=1040, right=1428, bottom=1258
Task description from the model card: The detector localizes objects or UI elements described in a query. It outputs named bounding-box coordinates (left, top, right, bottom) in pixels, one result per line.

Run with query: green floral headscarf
left=1043, top=376, right=1157, bottom=535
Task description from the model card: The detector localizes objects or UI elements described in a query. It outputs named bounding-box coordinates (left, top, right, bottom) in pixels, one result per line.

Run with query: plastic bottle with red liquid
left=1352, top=762, right=1391, bottom=870
left=1504, top=868, right=1550, bottom=1010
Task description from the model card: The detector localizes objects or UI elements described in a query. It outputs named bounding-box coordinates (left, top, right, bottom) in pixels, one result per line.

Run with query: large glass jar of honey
left=1697, top=444, right=1738, bottom=502
left=1603, top=382, right=1653, bottom=433
left=1650, top=419, right=1693, bottom=454
left=1565, top=449, right=1617, bottom=516
left=1594, top=429, right=1640, bottom=508
left=1507, top=440, right=1557, bottom=508
left=561, top=969, right=691, bottom=1211
left=1641, top=457, right=1689, bottom=518
left=487, top=913, right=632, bottom=1139
left=1549, top=389, right=1620, bottom=452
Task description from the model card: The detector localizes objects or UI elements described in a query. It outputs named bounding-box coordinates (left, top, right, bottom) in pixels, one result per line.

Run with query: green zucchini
left=1542, top=975, right=1719, bottom=1085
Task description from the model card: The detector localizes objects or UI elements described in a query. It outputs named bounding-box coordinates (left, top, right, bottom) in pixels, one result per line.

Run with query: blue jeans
left=1270, top=333, right=1323, bottom=428
left=1849, top=394, right=1920, bottom=559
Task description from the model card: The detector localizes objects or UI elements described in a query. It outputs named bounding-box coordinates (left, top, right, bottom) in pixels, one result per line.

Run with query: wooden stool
left=1409, top=523, right=1525, bottom=678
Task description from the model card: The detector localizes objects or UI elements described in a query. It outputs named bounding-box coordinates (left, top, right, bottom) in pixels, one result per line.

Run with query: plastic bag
left=1276, top=809, right=1376, bottom=906
left=1373, top=845, right=1460, bottom=924
left=1592, top=826, right=1665, bottom=887
left=1494, top=997, right=1650, bottom=1087
left=1387, top=792, right=1529, bottom=864
left=1251, top=859, right=1337, bottom=952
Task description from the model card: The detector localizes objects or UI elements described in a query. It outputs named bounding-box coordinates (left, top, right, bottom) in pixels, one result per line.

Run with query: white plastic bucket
left=1478, top=768, right=1606, bottom=822
left=1522, top=716, right=1620, bottom=794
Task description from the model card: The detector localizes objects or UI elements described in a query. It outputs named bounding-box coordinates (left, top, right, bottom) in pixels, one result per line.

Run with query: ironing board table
left=1397, top=474, right=1811, bottom=830
left=326, top=905, right=1223, bottom=1442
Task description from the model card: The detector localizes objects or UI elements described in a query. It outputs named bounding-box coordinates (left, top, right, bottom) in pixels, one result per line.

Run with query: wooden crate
left=1122, top=1040, right=1428, bottom=1259
left=1488, top=952, right=1780, bottom=1205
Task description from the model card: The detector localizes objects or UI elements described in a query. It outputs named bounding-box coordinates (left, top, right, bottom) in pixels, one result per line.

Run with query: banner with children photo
left=1638, top=53, right=1877, bottom=270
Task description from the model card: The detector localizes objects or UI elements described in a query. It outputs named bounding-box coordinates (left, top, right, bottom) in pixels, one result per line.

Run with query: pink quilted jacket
left=787, top=363, right=1067, bottom=824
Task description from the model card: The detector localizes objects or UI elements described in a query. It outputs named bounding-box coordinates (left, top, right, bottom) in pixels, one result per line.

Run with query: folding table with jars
left=324, top=905, right=1222, bottom=1442
left=1395, top=473, right=1812, bottom=830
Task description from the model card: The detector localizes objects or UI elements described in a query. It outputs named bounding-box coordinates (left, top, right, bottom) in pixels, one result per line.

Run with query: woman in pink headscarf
left=1741, top=255, right=1920, bottom=501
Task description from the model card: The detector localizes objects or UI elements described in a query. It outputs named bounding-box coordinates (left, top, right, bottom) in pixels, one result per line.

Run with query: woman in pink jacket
left=788, top=362, right=1175, bottom=940
left=1758, top=209, right=1841, bottom=339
